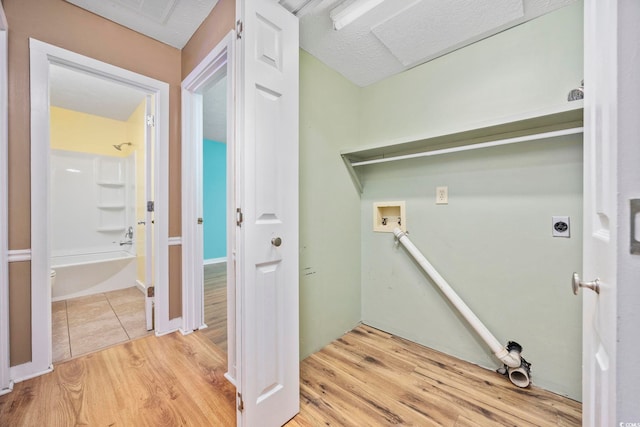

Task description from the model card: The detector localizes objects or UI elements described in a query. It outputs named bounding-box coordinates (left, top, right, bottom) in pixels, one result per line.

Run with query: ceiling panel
left=372, top=0, right=524, bottom=67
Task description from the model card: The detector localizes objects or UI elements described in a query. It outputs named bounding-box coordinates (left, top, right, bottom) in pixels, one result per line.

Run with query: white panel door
left=581, top=0, right=617, bottom=424
left=235, top=0, right=299, bottom=426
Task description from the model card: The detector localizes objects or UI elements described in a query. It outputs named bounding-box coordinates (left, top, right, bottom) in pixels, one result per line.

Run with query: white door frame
left=181, top=31, right=237, bottom=380
left=0, top=2, right=11, bottom=396
left=18, top=39, right=170, bottom=381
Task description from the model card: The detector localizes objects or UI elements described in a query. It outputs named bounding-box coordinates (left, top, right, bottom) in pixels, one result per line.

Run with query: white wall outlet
left=436, top=186, right=448, bottom=205
left=552, top=216, right=570, bottom=237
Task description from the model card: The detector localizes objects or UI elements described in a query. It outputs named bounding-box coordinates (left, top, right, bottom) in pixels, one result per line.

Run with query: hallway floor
left=0, top=325, right=581, bottom=426
left=203, top=262, right=227, bottom=352
left=52, top=286, right=151, bottom=362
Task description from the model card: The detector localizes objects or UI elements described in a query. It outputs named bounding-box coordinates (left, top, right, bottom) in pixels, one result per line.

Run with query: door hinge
left=237, top=392, right=244, bottom=412
left=147, top=201, right=155, bottom=212
left=147, top=286, right=155, bottom=298
left=146, top=114, right=155, bottom=127
left=236, top=208, right=243, bottom=227
left=236, top=20, right=243, bottom=39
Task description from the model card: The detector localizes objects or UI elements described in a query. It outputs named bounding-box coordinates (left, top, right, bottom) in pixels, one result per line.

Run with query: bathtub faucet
left=125, top=226, right=134, bottom=239
left=119, top=240, right=133, bottom=246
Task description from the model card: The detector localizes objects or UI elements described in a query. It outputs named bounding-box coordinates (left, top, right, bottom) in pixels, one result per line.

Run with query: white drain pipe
left=393, top=228, right=531, bottom=387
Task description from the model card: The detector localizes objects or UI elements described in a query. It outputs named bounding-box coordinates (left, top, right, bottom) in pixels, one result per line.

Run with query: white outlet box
left=436, top=186, right=448, bottom=205
left=552, top=216, right=570, bottom=237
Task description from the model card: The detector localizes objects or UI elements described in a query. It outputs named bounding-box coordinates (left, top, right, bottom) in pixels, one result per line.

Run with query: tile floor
left=52, top=287, right=151, bottom=363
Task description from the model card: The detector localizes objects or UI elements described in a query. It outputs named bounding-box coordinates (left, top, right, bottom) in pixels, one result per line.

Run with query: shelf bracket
left=341, top=154, right=363, bottom=194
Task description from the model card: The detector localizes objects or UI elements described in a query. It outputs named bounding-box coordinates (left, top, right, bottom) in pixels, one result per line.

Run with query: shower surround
left=50, top=149, right=136, bottom=300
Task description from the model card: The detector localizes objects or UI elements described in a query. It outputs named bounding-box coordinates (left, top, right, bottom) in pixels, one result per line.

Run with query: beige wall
left=4, top=0, right=185, bottom=365
left=181, top=0, right=236, bottom=80
left=5, top=0, right=235, bottom=365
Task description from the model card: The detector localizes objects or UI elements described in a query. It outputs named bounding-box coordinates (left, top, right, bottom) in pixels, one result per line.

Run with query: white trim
left=181, top=31, right=235, bottom=346
left=168, top=236, right=182, bottom=246
left=204, top=257, right=227, bottom=265
left=9, top=362, right=53, bottom=384
left=29, top=39, right=171, bottom=380
left=8, top=249, right=32, bottom=263
left=135, top=279, right=145, bottom=293
left=0, top=381, right=13, bottom=396
left=155, top=317, right=182, bottom=336
left=0, top=3, right=10, bottom=395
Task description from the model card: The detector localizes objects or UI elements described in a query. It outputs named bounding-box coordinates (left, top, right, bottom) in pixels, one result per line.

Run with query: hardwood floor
left=0, top=332, right=236, bottom=426
left=289, top=325, right=581, bottom=427
left=0, top=324, right=581, bottom=426
left=202, top=262, right=228, bottom=352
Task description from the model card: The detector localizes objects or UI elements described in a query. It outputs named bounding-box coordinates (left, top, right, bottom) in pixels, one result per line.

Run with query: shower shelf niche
left=341, top=102, right=583, bottom=193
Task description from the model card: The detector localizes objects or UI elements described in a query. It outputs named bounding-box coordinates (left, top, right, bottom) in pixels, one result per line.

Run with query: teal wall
left=203, top=139, right=226, bottom=260
left=299, top=50, right=362, bottom=358
left=299, top=2, right=584, bottom=399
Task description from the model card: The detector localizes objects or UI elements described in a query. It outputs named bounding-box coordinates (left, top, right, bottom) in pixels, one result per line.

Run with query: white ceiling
left=203, top=75, right=228, bottom=143
left=296, top=0, right=577, bottom=87
left=50, top=64, right=228, bottom=141
left=64, top=0, right=219, bottom=49
left=50, top=65, right=147, bottom=121
left=54, top=0, right=577, bottom=125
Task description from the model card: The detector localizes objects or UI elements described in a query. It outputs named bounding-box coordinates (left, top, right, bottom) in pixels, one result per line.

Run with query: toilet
left=50, top=270, right=56, bottom=288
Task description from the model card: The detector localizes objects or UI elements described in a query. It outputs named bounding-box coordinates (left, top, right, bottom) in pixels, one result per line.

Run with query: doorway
left=48, top=64, right=154, bottom=362
left=201, top=76, right=229, bottom=356
left=24, top=39, right=170, bottom=379
left=181, top=31, right=236, bottom=380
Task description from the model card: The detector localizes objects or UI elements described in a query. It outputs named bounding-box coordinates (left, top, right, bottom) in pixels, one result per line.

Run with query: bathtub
left=51, top=250, right=137, bottom=301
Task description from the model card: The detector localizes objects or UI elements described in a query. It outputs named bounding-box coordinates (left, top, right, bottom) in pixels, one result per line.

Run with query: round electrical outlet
left=554, top=221, right=568, bottom=233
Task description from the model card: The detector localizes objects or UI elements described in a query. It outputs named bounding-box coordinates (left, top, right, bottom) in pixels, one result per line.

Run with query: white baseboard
left=155, top=317, right=183, bottom=337
left=135, top=280, right=145, bottom=293
left=10, top=362, right=53, bottom=384
left=204, top=257, right=226, bottom=265
left=0, top=381, right=13, bottom=396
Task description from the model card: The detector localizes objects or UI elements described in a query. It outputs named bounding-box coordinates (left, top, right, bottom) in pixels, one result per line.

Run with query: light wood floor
left=0, top=332, right=236, bottom=426
left=0, top=324, right=581, bottom=426
left=290, top=324, right=581, bottom=427
left=202, top=262, right=228, bottom=352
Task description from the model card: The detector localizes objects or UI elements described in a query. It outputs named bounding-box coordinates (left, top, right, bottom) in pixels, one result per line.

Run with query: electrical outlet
left=436, top=186, right=448, bottom=205
left=552, top=216, right=570, bottom=237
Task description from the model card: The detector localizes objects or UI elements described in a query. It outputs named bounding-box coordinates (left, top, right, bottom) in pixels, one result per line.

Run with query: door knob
left=271, top=237, right=282, bottom=247
left=197, top=217, right=203, bottom=224
left=572, top=272, right=600, bottom=295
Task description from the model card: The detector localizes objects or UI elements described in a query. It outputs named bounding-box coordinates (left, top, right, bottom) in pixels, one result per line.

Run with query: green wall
left=299, top=50, right=362, bottom=358
left=358, top=3, right=585, bottom=147
left=299, top=2, right=584, bottom=399
left=360, top=136, right=583, bottom=399
left=357, top=3, right=584, bottom=399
